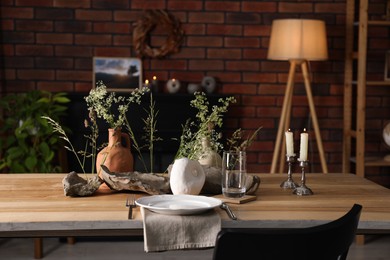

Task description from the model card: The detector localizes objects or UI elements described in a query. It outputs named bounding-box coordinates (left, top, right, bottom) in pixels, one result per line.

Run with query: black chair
left=213, top=204, right=362, bottom=260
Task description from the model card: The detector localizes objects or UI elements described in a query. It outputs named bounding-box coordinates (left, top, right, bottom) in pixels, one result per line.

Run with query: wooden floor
left=0, top=235, right=389, bottom=259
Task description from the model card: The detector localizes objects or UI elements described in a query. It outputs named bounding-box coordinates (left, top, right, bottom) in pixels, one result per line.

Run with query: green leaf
left=25, top=156, right=38, bottom=172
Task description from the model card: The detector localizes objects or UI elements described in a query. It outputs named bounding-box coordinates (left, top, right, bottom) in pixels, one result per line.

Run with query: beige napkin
left=141, top=207, right=221, bottom=252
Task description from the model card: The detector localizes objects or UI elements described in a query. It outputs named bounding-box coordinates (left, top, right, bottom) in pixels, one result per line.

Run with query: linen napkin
left=140, top=207, right=221, bottom=252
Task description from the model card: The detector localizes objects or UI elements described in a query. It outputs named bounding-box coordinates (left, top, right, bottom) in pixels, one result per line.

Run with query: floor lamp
left=268, top=19, right=329, bottom=173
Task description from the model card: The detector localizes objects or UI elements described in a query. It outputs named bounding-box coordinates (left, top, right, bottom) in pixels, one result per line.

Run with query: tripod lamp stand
left=268, top=19, right=329, bottom=174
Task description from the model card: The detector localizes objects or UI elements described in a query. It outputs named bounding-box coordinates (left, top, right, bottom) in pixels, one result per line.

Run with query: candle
left=285, top=129, right=294, bottom=156
left=166, top=78, right=181, bottom=93
left=144, top=79, right=150, bottom=88
left=299, top=129, right=309, bottom=161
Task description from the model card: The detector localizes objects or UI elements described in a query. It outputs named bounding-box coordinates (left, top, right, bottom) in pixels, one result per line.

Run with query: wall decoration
left=133, top=10, right=184, bottom=59
left=93, top=57, right=142, bottom=91
left=385, top=51, right=390, bottom=81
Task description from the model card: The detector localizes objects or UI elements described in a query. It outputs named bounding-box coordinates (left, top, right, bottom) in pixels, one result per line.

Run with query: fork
left=125, top=195, right=136, bottom=220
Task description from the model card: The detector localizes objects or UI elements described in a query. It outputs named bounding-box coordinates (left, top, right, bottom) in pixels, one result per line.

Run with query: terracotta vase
left=96, top=128, right=134, bottom=179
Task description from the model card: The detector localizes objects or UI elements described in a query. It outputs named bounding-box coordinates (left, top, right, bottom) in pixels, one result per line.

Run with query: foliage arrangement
left=174, top=92, right=236, bottom=160
left=226, top=127, right=263, bottom=152
left=0, top=91, right=70, bottom=173
left=44, top=82, right=156, bottom=175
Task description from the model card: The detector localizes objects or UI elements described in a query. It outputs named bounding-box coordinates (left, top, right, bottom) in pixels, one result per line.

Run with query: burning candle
left=285, top=129, right=294, bottom=156
left=299, top=129, right=309, bottom=161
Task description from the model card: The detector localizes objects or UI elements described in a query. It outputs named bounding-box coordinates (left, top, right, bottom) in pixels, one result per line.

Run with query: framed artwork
left=93, top=57, right=143, bottom=91
left=385, top=51, right=390, bottom=81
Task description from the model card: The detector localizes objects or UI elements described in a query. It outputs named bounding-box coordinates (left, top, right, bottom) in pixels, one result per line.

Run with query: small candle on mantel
left=285, top=129, right=294, bottom=157
left=299, top=128, right=309, bottom=161
left=144, top=79, right=150, bottom=88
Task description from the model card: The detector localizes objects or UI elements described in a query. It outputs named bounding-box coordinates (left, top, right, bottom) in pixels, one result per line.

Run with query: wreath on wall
left=133, top=10, right=184, bottom=59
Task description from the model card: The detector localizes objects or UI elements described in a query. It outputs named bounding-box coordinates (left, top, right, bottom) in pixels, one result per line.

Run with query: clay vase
left=96, top=128, right=134, bottom=180
left=198, top=137, right=222, bottom=168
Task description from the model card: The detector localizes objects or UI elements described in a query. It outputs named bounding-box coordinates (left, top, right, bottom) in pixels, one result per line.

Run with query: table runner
left=140, top=207, right=221, bottom=252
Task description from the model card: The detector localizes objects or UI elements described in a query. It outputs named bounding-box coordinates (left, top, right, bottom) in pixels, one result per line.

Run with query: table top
left=1, top=173, right=389, bottom=237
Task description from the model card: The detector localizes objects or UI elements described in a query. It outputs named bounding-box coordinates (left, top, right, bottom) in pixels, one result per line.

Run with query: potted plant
left=0, top=90, right=70, bottom=173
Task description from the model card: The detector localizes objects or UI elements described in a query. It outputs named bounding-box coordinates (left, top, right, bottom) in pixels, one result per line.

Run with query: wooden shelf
left=343, top=0, right=390, bottom=177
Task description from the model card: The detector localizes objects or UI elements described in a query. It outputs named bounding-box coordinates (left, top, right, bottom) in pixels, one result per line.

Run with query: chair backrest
left=213, top=204, right=362, bottom=260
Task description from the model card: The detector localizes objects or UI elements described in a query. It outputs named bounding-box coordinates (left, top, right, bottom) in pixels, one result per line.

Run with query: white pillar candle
left=285, top=129, right=294, bottom=156
left=299, top=129, right=309, bottom=161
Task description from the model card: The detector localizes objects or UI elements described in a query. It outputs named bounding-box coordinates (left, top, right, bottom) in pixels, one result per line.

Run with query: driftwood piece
left=100, top=164, right=261, bottom=196
left=100, top=165, right=171, bottom=195
left=62, top=171, right=103, bottom=197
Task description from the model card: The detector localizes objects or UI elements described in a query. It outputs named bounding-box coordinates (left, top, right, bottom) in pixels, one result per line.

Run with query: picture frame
left=93, top=57, right=143, bottom=92
left=385, top=51, right=390, bottom=81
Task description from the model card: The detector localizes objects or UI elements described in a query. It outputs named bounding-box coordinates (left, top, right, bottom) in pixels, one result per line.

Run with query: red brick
left=226, top=13, right=261, bottom=24
left=15, top=45, right=53, bottom=56
left=224, top=37, right=260, bottom=48
left=189, top=12, right=224, bottom=24
left=189, top=60, right=224, bottom=71
left=173, top=47, right=206, bottom=59
left=131, top=0, right=166, bottom=9
left=53, top=0, right=90, bottom=8
left=17, top=69, right=55, bottom=80
left=1, top=44, right=15, bottom=56
left=2, top=32, right=34, bottom=43
left=167, top=72, right=205, bottom=83
left=114, top=11, right=142, bottom=22
left=242, top=2, right=277, bottom=13
left=168, top=1, right=202, bottom=10
left=35, top=8, right=74, bottom=20
left=0, top=7, right=33, bottom=18
left=55, top=46, right=93, bottom=57
left=93, top=22, right=131, bottom=34
left=35, top=57, right=73, bottom=69
left=315, top=3, right=345, bottom=14
left=16, top=20, right=53, bottom=31
left=207, top=24, right=242, bottom=36
left=74, top=58, right=92, bottom=70
left=75, top=10, right=112, bottom=21
left=36, top=33, right=73, bottom=44
left=242, top=95, right=276, bottom=106
left=16, top=0, right=53, bottom=6
left=187, top=36, right=223, bottom=47
left=226, top=61, right=259, bottom=71
left=55, top=21, right=92, bottom=33
left=56, top=70, right=91, bottom=81
left=4, top=57, right=33, bottom=68
left=244, top=25, right=271, bottom=36
left=113, top=35, right=132, bottom=46
left=223, top=84, right=257, bottom=95
left=1, top=19, right=14, bottom=30
left=37, top=81, right=74, bottom=92
left=183, top=24, right=206, bottom=35
left=278, top=3, right=313, bottom=13
left=92, top=0, right=129, bottom=9
left=75, top=82, right=93, bottom=92
left=243, top=49, right=268, bottom=60
left=151, top=60, right=187, bottom=70
left=207, top=49, right=241, bottom=60
left=244, top=72, right=277, bottom=83
left=94, top=47, right=131, bottom=57
left=75, top=34, right=112, bottom=45
left=205, top=1, right=240, bottom=12
left=211, top=72, right=242, bottom=83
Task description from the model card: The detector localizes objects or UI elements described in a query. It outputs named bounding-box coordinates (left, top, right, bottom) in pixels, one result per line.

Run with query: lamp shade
left=267, top=19, right=328, bottom=61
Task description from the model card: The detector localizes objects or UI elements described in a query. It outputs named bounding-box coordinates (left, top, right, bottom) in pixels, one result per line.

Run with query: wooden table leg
left=34, top=238, right=43, bottom=259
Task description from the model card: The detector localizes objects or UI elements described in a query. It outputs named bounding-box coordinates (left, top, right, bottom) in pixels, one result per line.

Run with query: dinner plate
left=135, top=194, right=222, bottom=215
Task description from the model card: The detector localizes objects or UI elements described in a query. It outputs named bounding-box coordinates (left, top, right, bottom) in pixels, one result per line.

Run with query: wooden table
left=1, top=173, right=390, bottom=239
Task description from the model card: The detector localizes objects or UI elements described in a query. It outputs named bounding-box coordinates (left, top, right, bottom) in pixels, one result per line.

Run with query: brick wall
left=1, top=0, right=390, bottom=186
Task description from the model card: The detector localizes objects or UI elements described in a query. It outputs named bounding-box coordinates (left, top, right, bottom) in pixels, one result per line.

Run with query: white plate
left=135, top=194, right=222, bottom=215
